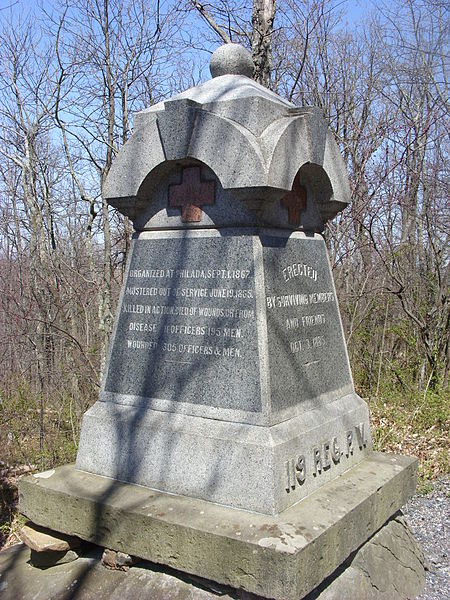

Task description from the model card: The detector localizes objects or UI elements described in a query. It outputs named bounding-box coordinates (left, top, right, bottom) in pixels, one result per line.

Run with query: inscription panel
left=263, top=236, right=352, bottom=411
left=283, top=422, right=368, bottom=492
left=105, top=236, right=261, bottom=412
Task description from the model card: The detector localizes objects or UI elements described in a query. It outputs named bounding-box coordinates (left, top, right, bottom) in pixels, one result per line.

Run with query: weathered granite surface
left=73, top=44, right=372, bottom=513
left=210, top=43, right=254, bottom=78
left=94, top=229, right=357, bottom=422
left=102, top=232, right=260, bottom=413
left=76, top=228, right=371, bottom=513
left=19, top=453, right=419, bottom=600
left=75, top=396, right=370, bottom=514
left=262, top=232, right=353, bottom=413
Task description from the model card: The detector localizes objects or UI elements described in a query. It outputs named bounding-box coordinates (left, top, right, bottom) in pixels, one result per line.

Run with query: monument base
left=18, top=452, right=423, bottom=600
left=75, top=393, right=371, bottom=514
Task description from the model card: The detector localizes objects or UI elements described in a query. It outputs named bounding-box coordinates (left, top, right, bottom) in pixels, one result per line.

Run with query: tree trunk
left=251, top=0, right=276, bottom=88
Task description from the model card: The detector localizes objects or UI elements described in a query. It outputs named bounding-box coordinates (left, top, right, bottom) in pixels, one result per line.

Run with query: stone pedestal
left=76, top=229, right=370, bottom=514
left=18, top=43, right=424, bottom=599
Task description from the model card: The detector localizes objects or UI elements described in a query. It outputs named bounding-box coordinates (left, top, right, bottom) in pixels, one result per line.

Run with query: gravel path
left=404, top=478, right=449, bottom=600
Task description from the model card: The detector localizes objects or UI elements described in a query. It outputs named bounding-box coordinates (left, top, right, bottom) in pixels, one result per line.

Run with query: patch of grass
left=0, top=384, right=81, bottom=550
left=367, top=384, right=449, bottom=490
left=0, top=384, right=79, bottom=471
left=416, top=479, right=434, bottom=495
left=0, top=466, right=28, bottom=549
left=0, top=512, right=27, bottom=549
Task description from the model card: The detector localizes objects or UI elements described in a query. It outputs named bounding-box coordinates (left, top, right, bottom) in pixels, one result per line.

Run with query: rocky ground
left=404, top=477, right=449, bottom=600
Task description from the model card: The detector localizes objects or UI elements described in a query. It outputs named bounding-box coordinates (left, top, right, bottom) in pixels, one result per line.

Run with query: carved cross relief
left=168, top=166, right=215, bottom=223
left=281, top=173, right=307, bottom=226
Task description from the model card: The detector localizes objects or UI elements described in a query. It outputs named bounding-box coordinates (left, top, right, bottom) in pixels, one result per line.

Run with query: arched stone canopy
left=130, top=159, right=259, bottom=231
left=104, top=49, right=351, bottom=228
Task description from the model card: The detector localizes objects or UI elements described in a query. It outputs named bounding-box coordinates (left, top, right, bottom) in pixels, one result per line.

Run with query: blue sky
left=0, top=0, right=372, bottom=26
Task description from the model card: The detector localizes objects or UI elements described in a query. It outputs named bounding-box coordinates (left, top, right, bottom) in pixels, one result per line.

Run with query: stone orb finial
left=210, top=43, right=254, bottom=78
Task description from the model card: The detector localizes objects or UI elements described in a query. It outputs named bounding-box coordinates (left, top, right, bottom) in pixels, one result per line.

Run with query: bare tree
left=187, top=0, right=276, bottom=87
left=50, top=0, right=178, bottom=366
left=251, top=0, right=276, bottom=86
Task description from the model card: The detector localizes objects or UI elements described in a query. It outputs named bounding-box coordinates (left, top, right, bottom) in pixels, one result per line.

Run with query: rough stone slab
left=20, top=523, right=81, bottom=552
left=19, top=453, right=417, bottom=600
left=310, top=514, right=425, bottom=600
left=1, top=513, right=424, bottom=600
left=29, top=548, right=81, bottom=568
left=0, top=545, right=234, bottom=600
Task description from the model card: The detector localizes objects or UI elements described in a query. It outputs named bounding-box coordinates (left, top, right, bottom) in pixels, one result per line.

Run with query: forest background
left=0, top=0, right=448, bottom=546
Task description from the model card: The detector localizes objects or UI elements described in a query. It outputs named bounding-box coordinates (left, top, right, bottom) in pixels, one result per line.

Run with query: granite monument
left=75, top=43, right=371, bottom=515
left=18, top=43, right=425, bottom=600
